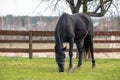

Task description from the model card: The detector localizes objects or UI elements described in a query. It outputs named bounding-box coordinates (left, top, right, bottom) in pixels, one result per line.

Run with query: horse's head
left=55, top=46, right=66, bottom=72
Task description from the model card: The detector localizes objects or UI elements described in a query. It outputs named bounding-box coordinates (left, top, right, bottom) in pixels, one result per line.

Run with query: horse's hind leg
left=89, top=37, right=96, bottom=68
left=76, top=41, right=84, bottom=69
left=68, top=38, right=74, bottom=72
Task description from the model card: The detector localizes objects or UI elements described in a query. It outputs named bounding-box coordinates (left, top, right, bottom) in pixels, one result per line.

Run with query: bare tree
left=35, top=0, right=113, bottom=17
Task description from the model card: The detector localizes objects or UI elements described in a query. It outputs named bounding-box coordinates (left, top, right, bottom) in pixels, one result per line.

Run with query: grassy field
left=0, top=57, right=120, bottom=80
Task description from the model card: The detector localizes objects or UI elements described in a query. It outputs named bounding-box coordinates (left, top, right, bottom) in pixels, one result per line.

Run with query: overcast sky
left=0, top=0, right=70, bottom=16
left=0, top=0, right=32, bottom=16
left=0, top=0, right=119, bottom=17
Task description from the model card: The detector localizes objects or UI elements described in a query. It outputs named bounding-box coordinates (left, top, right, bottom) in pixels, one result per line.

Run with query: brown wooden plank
left=32, top=31, right=54, bottom=36
left=1, top=40, right=120, bottom=43
left=94, top=40, right=120, bottom=43
left=0, top=48, right=29, bottom=53
left=32, top=40, right=54, bottom=43
left=0, top=30, right=28, bottom=36
left=94, top=48, right=120, bottom=52
left=0, top=30, right=120, bottom=36
left=0, top=48, right=120, bottom=53
left=0, top=30, right=54, bottom=36
left=94, top=31, right=120, bottom=36
left=0, top=49, right=54, bottom=53
left=32, top=48, right=120, bottom=53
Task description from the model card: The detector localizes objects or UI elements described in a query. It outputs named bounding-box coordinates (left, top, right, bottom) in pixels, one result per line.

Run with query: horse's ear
left=62, top=46, right=67, bottom=51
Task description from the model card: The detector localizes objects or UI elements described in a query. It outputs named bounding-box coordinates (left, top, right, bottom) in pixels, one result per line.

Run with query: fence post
left=29, top=31, right=33, bottom=59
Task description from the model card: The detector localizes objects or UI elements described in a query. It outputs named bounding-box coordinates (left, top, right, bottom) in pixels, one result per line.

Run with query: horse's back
left=55, top=13, right=93, bottom=42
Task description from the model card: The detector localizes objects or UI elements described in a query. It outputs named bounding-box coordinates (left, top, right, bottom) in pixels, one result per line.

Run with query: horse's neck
left=55, top=27, right=63, bottom=49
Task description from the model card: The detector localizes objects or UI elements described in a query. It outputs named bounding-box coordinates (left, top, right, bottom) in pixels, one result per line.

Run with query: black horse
left=55, top=13, right=96, bottom=72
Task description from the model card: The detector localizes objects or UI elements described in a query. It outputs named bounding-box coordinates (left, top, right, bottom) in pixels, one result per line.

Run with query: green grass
left=0, top=57, right=120, bottom=80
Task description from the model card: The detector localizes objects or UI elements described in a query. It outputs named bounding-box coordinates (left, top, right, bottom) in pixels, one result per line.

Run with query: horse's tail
left=84, top=15, right=94, bottom=53
left=84, top=36, right=90, bottom=53
left=83, top=34, right=94, bottom=58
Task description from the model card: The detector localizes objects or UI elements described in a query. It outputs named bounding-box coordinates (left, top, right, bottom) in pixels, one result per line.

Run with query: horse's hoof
left=92, top=64, right=96, bottom=68
left=59, top=70, right=64, bottom=72
left=68, top=68, right=72, bottom=73
left=59, top=68, right=64, bottom=72
left=76, top=65, right=81, bottom=69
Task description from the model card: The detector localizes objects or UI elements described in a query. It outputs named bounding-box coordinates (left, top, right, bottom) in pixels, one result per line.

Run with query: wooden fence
left=0, top=30, right=120, bottom=59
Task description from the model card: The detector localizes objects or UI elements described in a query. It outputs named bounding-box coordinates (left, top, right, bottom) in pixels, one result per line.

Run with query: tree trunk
left=67, top=0, right=82, bottom=14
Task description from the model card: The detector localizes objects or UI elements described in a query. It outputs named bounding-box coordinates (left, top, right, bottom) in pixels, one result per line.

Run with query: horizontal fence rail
left=94, top=31, right=120, bottom=36
left=1, top=30, right=120, bottom=36
left=0, top=30, right=120, bottom=58
left=0, top=40, right=120, bottom=43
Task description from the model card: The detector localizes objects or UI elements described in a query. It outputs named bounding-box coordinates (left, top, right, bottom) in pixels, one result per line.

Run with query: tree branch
left=53, top=0, right=61, bottom=11
left=87, top=0, right=113, bottom=17
left=66, top=0, right=76, bottom=13
left=75, top=0, right=82, bottom=12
